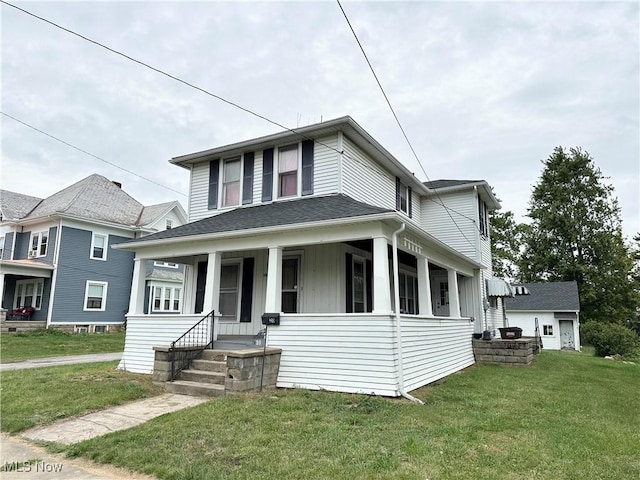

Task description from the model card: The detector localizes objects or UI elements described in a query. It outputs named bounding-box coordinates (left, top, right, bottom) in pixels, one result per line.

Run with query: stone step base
left=191, top=359, right=227, bottom=373
left=178, top=369, right=226, bottom=385
left=165, top=380, right=225, bottom=397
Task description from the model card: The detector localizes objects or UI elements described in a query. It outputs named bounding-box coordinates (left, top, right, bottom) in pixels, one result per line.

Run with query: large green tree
left=518, top=146, right=637, bottom=324
left=490, top=207, right=527, bottom=280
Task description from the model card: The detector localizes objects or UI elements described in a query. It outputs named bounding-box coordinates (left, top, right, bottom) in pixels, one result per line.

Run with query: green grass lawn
left=0, top=329, right=126, bottom=363
left=0, top=361, right=163, bottom=433
left=57, top=351, right=639, bottom=480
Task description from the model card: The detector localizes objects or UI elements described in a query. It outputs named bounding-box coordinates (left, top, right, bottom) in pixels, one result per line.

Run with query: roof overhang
left=0, top=260, right=54, bottom=278
left=486, top=278, right=514, bottom=297
left=425, top=181, right=501, bottom=211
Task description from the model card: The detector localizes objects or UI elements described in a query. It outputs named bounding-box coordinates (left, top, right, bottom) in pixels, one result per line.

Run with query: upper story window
left=278, top=145, right=299, bottom=198
left=91, top=233, right=108, bottom=260
left=154, top=261, right=179, bottom=268
left=395, top=178, right=412, bottom=217
left=29, top=231, right=48, bottom=258
left=478, top=200, right=489, bottom=237
left=209, top=152, right=255, bottom=210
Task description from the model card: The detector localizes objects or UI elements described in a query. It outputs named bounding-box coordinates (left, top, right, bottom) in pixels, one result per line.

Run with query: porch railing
left=169, top=310, right=215, bottom=380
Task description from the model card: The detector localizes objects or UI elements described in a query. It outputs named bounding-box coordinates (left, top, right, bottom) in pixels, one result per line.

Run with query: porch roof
left=0, top=259, right=54, bottom=278
left=117, top=194, right=393, bottom=246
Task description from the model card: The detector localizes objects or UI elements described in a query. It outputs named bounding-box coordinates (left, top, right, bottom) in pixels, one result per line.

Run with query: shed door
left=559, top=320, right=575, bottom=350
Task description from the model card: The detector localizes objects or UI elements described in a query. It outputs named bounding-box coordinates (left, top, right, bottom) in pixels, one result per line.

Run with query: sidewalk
left=0, top=352, right=122, bottom=371
left=1, top=393, right=209, bottom=479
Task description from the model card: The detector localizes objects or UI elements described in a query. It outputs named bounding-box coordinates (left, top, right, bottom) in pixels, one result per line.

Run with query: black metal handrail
left=170, top=310, right=215, bottom=380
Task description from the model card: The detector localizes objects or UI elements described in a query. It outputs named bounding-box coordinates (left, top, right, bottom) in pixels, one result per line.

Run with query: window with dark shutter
left=408, top=187, right=413, bottom=218
left=208, top=159, right=220, bottom=210
left=262, top=148, right=274, bottom=202
left=242, top=152, right=254, bottom=205
left=301, top=139, right=314, bottom=196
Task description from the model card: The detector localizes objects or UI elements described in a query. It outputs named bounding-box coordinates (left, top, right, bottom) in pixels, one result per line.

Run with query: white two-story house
left=115, top=116, right=506, bottom=397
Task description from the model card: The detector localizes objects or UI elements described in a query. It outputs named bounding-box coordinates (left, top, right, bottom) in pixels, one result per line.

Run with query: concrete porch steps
left=191, top=358, right=227, bottom=373
left=178, top=369, right=225, bottom=385
left=165, top=380, right=226, bottom=397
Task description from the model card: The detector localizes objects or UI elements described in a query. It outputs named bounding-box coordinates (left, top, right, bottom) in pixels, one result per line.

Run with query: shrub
left=581, top=321, right=640, bottom=358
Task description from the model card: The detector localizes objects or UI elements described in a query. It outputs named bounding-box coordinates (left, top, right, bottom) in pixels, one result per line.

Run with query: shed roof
left=505, top=281, right=580, bottom=312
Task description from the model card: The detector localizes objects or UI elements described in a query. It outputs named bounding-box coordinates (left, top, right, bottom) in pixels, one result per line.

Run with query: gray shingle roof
left=0, top=190, right=43, bottom=220
left=138, top=202, right=176, bottom=227
left=505, top=281, right=580, bottom=311
left=125, top=194, right=393, bottom=244
left=25, top=174, right=144, bottom=225
left=424, top=179, right=484, bottom=190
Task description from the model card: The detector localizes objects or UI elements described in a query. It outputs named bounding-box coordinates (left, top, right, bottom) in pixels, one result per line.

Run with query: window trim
left=351, top=255, right=367, bottom=313
left=153, top=261, right=179, bottom=268
left=30, top=230, right=49, bottom=258
left=479, top=199, right=489, bottom=237
left=221, top=156, right=242, bottom=207
left=398, top=269, right=419, bottom=315
left=90, top=233, right=108, bottom=261
left=219, top=259, right=243, bottom=322
left=83, top=281, right=108, bottom=311
left=276, top=143, right=300, bottom=199
left=150, top=283, right=182, bottom=313
left=14, top=279, right=44, bottom=310
left=543, top=324, right=554, bottom=336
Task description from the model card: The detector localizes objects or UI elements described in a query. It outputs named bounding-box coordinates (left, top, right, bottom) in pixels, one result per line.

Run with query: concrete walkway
left=1, top=393, right=209, bottom=479
left=0, top=352, right=122, bottom=371
left=21, top=393, right=208, bottom=444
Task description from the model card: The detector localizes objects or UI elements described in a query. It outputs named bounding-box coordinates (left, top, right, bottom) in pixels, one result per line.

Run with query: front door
left=431, top=274, right=449, bottom=316
left=559, top=320, right=575, bottom=350
left=282, top=257, right=300, bottom=313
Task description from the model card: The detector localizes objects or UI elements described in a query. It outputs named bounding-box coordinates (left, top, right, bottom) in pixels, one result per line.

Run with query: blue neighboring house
left=0, top=174, right=186, bottom=332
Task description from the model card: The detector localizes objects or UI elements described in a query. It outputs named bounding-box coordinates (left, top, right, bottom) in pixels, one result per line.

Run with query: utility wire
left=336, top=0, right=482, bottom=248
left=1, top=111, right=187, bottom=197
left=4, top=0, right=479, bottom=230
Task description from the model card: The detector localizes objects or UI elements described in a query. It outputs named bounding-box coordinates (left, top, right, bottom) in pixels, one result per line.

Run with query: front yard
left=49, top=351, right=639, bottom=480
left=0, top=329, right=126, bottom=363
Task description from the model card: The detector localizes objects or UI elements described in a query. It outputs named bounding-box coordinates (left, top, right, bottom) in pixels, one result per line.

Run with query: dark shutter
left=345, top=253, right=353, bottom=313
left=366, top=259, right=373, bottom=313
left=408, top=187, right=413, bottom=218
left=262, top=148, right=274, bottom=202
left=239, top=257, right=254, bottom=323
left=301, top=139, right=314, bottom=196
left=195, top=261, right=207, bottom=314
left=208, top=159, right=220, bottom=210
left=395, top=177, right=401, bottom=211
left=242, top=152, right=254, bottom=205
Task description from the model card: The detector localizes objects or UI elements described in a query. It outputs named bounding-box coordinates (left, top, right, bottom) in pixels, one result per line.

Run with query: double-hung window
left=15, top=279, right=44, bottom=310
left=84, top=281, right=108, bottom=311
left=30, top=231, right=48, bottom=257
left=399, top=272, right=419, bottom=314
left=151, top=285, right=182, bottom=312
left=479, top=200, right=489, bottom=237
left=91, top=233, right=108, bottom=260
left=278, top=145, right=298, bottom=198
left=222, top=157, right=242, bottom=207
left=395, top=178, right=411, bottom=217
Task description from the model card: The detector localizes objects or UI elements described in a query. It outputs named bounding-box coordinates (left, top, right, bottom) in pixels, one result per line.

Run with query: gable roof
left=119, top=194, right=393, bottom=245
left=3, top=174, right=182, bottom=229
left=0, top=190, right=43, bottom=221
left=505, top=281, right=580, bottom=312
left=423, top=179, right=501, bottom=211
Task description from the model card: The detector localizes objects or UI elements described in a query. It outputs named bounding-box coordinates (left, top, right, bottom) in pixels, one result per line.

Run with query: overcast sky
left=1, top=1, right=638, bottom=239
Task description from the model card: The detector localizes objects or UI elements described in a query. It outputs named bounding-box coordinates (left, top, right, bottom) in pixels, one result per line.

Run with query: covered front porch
left=118, top=212, right=483, bottom=395
left=0, top=260, right=53, bottom=330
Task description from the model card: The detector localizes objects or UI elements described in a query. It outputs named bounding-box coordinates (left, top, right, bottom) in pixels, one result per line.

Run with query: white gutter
left=391, top=222, right=424, bottom=405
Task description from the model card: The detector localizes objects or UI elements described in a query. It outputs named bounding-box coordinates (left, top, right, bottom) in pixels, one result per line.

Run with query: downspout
left=45, top=220, right=63, bottom=328
left=392, top=222, right=424, bottom=405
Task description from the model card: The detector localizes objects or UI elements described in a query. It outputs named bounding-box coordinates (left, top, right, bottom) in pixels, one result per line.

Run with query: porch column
left=128, top=258, right=146, bottom=315
left=202, top=252, right=221, bottom=314
left=447, top=269, right=461, bottom=318
left=181, top=264, right=194, bottom=314
left=417, top=257, right=432, bottom=316
left=265, top=246, right=283, bottom=312
left=372, top=236, right=392, bottom=313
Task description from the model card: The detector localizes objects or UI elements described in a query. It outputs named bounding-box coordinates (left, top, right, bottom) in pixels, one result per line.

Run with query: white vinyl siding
left=313, top=134, right=339, bottom=195
left=421, top=190, right=478, bottom=260
left=188, top=162, right=212, bottom=222
left=341, top=136, right=396, bottom=210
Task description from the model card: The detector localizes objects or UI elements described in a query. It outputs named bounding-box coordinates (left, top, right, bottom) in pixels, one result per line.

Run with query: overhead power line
left=4, top=0, right=479, bottom=231
left=1, top=111, right=187, bottom=197
left=336, top=0, right=481, bottom=249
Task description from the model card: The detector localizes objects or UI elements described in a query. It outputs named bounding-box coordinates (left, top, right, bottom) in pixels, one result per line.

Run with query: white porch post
left=265, top=246, right=283, bottom=312
left=128, top=258, right=146, bottom=315
left=447, top=268, right=461, bottom=318
left=372, top=236, right=392, bottom=313
left=203, top=252, right=221, bottom=341
left=181, top=264, right=194, bottom=314
left=417, top=257, right=432, bottom=316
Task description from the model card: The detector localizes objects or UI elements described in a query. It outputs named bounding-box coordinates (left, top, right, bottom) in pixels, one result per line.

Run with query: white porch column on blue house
left=128, top=258, right=146, bottom=315
left=417, top=257, right=433, bottom=316
left=265, top=246, right=283, bottom=312
left=203, top=252, right=221, bottom=314
left=372, top=236, right=392, bottom=313
left=447, top=268, right=461, bottom=318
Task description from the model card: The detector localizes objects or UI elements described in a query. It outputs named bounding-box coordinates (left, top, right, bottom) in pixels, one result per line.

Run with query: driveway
left=0, top=352, right=122, bottom=371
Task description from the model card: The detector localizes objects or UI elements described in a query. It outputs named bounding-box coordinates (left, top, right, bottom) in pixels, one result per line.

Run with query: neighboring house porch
left=116, top=195, right=483, bottom=397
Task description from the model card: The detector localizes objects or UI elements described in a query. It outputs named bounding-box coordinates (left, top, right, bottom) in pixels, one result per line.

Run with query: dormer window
left=278, top=145, right=298, bottom=198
